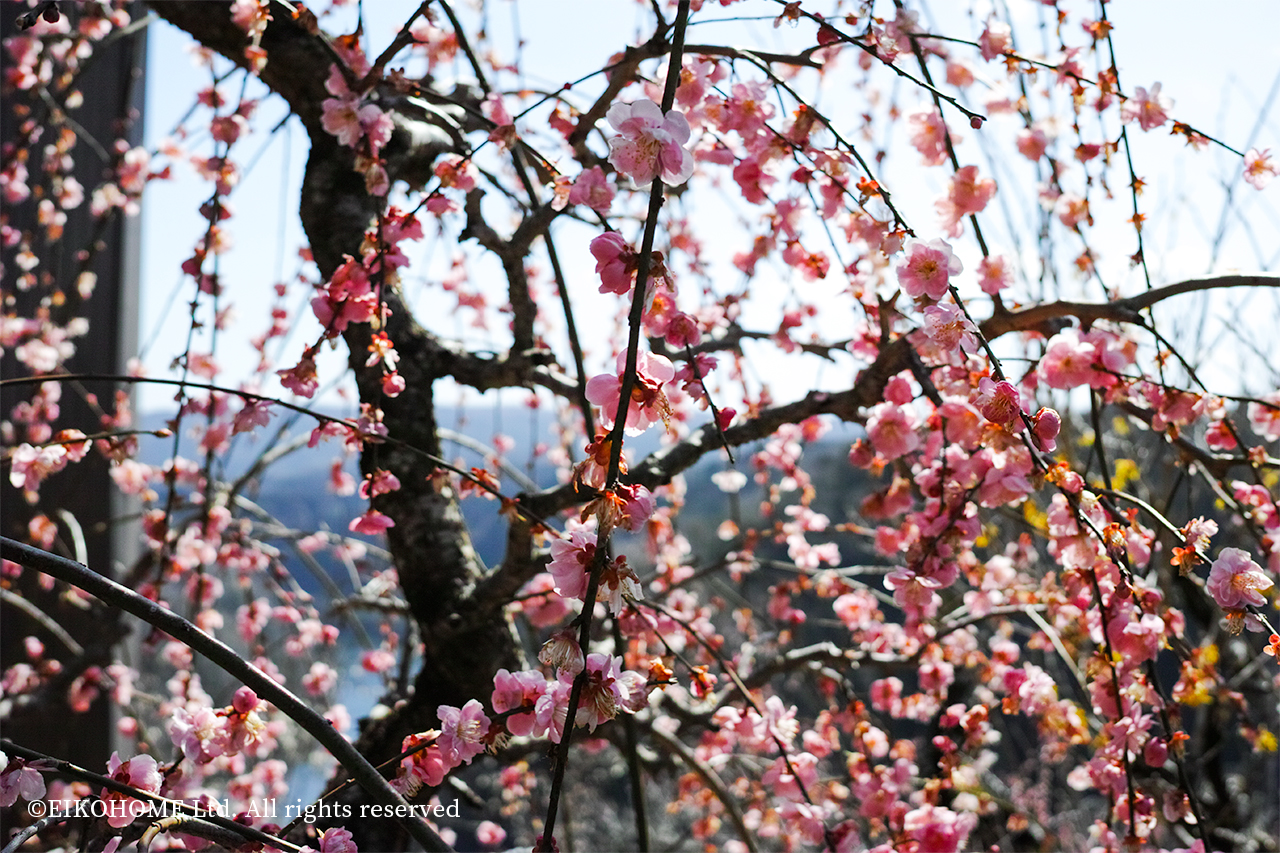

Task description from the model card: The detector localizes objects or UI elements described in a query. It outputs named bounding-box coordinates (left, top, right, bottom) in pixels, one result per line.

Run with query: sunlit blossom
left=1207, top=548, right=1273, bottom=609
left=606, top=99, right=694, bottom=187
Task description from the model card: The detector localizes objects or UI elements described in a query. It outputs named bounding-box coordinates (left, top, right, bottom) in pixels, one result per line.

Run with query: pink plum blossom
left=606, top=99, right=694, bottom=187
left=535, top=678, right=572, bottom=743
left=349, top=509, right=395, bottom=535
left=936, top=165, right=996, bottom=237
left=1040, top=328, right=1098, bottom=389
left=569, top=165, right=616, bottom=212
left=866, top=402, right=919, bottom=460
left=1244, top=147, right=1277, bottom=191
left=393, top=734, right=449, bottom=795
left=362, top=648, right=396, bottom=673
left=1121, top=83, right=1172, bottom=131
left=319, top=827, right=359, bottom=853
left=538, top=629, right=584, bottom=677
left=516, top=573, right=573, bottom=628
left=574, top=654, right=648, bottom=731
left=320, top=67, right=390, bottom=154
left=897, top=237, right=962, bottom=301
left=1207, top=548, right=1273, bottom=609
left=436, top=699, right=490, bottom=765
left=547, top=527, right=597, bottom=601
left=920, top=302, right=977, bottom=353
left=974, top=377, right=1021, bottom=425
left=1054, top=192, right=1090, bottom=228
left=902, top=804, right=977, bottom=853
left=0, top=755, right=46, bottom=806
left=491, top=668, right=547, bottom=736
left=278, top=354, right=319, bottom=397
left=586, top=350, right=675, bottom=435
left=977, top=21, right=1012, bottom=61
left=1248, top=394, right=1280, bottom=441
left=168, top=704, right=227, bottom=763
left=103, top=752, right=163, bottom=827
left=589, top=232, right=638, bottom=295
left=1016, top=125, right=1050, bottom=162
left=908, top=108, right=950, bottom=166
left=476, top=821, right=506, bottom=847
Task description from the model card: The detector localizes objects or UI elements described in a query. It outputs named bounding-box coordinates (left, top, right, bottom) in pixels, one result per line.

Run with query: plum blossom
left=574, top=654, right=648, bottom=730
left=231, top=398, right=272, bottom=435
left=168, top=704, right=226, bottom=763
left=1040, top=328, right=1098, bottom=389
left=319, top=827, right=359, bottom=853
left=597, top=553, right=642, bottom=611
left=8, top=442, right=71, bottom=495
left=517, top=573, right=573, bottom=628
left=278, top=353, right=319, bottom=397
left=1121, top=83, right=1172, bottom=131
left=903, top=804, right=977, bottom=852
left=491, top=669, right=547, bottom=736
left=897, top=237, right=962, bottom=301
left=1054, top=192, right=1090, bottom=228
left=1248, top=394, right=1280, bottom=441
left=569, top=166, right=616, bottom=212
left=606, top=99, right=694, bottom=187
left=535, top=678, right=572, bottom=743
left=392, top=733, right=448, bottom=795
left=586, top=350, right=675, bottom=435
left=1017, top=125, right=1050, bottom=161
left=908, top=108, right=950, bottom=166
left=0, top=755, right=46, bottom=806
left=1207, top=548, right=1273, bottom=609
left=538, top=629, right=584, bottom=676
left=974, top=377, right=1021, bottom=425
left=320, top=66, right=392, bottom=157
left=866, top=402, right=919, bottom=460
left=589, top=232, right=638, bottom=295
left=977, top=21, right=1012, bottom=61
left=920, top=302, right=977, bottom=353
left=436, top=699, right=490, bottom=765
left=303, top=662, right=338, bottom=696
left=936, top=165, right=996, bottom=237
left=103, top=752, right=163, bottom=827
left=476, top=821, right=506, bottom=847
left=547, top=527, right=596, bottom=601
left=1244, top=148, right=1277, bottom=191
left=349, top=509, right=395, bottom=535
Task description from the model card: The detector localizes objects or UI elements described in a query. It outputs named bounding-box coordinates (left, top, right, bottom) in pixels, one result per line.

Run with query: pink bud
left=848, top=438, right=874, bottom=467
left=1032, top=406, right=1061, bottom=452
left=231, top=686, right=259, bottom=714
left=1144, top=737, right=1168, bottom=767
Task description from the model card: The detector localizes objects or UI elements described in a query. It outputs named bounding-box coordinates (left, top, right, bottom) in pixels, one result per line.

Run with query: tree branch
left=0, top=538, right=453, bottom=853
left=980, top=274, right=1280, bottom=339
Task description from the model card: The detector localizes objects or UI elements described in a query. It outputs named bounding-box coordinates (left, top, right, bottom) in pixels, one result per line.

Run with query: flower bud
left=1032, top=406, right=1061, bottom=452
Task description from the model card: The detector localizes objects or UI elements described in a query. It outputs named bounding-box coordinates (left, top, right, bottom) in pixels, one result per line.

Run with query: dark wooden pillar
left=1, top=0, right=146, bottom=779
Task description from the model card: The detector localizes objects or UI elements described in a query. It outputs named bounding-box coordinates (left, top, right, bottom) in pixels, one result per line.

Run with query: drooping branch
left=0, top=740, right=303, bottom=853
left=0, top=538, right=453, bottom=853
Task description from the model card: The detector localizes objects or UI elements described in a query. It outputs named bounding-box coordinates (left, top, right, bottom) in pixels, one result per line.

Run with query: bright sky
left=135, top=0, right=1280, bottom=414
